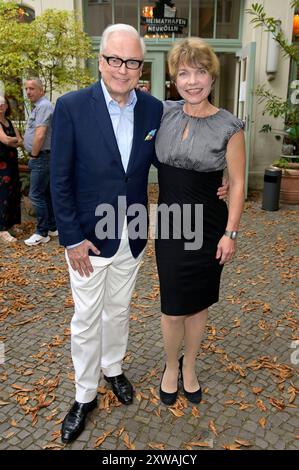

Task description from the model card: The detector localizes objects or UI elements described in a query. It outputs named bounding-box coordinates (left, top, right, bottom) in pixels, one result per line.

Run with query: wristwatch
left=224, top=230, right=238, bottom=240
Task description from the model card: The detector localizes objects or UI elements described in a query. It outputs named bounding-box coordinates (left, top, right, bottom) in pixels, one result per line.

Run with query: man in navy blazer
left=51, top=24, right=163, bottom=444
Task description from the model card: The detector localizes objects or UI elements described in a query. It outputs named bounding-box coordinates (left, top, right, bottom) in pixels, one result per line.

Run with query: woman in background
left=0, top=96, right=22, bottom=242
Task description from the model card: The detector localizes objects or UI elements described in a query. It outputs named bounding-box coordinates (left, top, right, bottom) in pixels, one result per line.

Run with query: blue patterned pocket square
left=145, top=129, right=157, bottom=141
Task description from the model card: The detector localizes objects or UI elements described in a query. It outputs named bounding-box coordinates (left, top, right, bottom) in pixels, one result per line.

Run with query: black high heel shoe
left=179, top=355, right=202, bottom=404
left=159, top=365, right=178, bottom=406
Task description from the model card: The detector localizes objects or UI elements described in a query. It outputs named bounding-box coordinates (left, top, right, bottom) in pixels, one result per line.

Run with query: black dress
left=155, top=102, right=244, bottom=315
left=0, top=119, right=21, bottom=231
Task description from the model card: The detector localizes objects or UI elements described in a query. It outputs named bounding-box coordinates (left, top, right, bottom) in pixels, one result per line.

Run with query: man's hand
left=67, top=240, right=100, bottom=277
left=217, top=178, right=229, bottom=200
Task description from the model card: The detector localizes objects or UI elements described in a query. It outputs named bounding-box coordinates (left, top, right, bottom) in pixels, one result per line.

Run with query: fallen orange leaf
left=187, top=441, right=211, bottom=448
left=252, top=387, right=263, bottom=394
left=222, top=443, right=241, bottom=450
left=43, top=443, right=63, bottom=450
left=259, top=417, right=267, bottom=428
left=191, top=406, right=200, bottom=417
left=94, top=430, right=113, bottom=448
left=256, top=399, right=267, bottom=412
left=235, top=439, right=252, bottom=447
left=268, top=397, right=285, bottom=410
left=114, top=427, right=125, bottom=438
left=168, top=408, right=184, bottom=417
left=149, top=443, right=165, bottom=450
left=209, top=420, right=218, bottom=436
left=123, top=432, right=136, bottom=450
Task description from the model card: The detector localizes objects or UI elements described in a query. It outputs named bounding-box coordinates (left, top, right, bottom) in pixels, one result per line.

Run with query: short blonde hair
left=168, top=38, right=219, bottom=81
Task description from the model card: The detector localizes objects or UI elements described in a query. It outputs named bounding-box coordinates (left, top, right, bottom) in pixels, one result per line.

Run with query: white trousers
left=66, top=225, right=144, bottom=403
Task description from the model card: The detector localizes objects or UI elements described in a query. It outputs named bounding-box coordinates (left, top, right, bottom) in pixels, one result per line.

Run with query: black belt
left=30, top=150, right=50, bottom=159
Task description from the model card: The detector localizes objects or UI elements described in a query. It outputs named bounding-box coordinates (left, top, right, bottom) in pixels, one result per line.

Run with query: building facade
left=18, top=0, right=298, bottom=190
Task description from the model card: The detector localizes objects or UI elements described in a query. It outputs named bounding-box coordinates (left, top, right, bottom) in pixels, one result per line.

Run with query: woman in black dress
left=0, top=96, right=22, bottom=242
left=155, top=38, right=246, bottom=405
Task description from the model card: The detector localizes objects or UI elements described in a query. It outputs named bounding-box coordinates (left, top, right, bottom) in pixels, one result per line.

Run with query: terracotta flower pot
left=272, top=164, right=299, bottom=205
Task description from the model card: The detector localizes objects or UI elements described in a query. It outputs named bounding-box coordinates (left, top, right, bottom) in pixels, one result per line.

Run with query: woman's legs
left=183, top=308, right=208, bottom=392
left=160, top=308, right=208, bottom=393
left=160, top=314, right=185, bottom=393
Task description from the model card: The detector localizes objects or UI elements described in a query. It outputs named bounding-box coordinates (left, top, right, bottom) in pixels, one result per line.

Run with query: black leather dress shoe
left=179, top=355, right=202, bottom=404
left=61, top=397, right=97, bottom=444
left=104, top=373, right=133, bottom=405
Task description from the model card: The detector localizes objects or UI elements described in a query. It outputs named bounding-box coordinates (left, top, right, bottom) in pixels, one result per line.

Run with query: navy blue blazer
left=50, top=81, right=163, bottom=258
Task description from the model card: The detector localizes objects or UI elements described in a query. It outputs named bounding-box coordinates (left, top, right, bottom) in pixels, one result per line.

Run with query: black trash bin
left=262, top=167, right=282, bottom=211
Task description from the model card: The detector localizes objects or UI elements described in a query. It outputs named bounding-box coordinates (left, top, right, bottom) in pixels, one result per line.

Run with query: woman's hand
left=216, top=235, right=236, bottom=265
left=7, top=136, right=18, bottom=147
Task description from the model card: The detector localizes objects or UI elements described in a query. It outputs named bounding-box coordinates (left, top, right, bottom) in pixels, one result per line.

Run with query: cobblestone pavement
left=0, top=187, right=298, bottom=451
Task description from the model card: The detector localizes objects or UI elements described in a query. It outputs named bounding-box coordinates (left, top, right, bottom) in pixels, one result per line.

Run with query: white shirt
left=101, top=78, right=137, bottom=172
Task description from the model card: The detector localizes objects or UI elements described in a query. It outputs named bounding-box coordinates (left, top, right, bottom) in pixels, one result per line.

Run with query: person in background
left=0, top=96, right=22, bottom=243
left=155, top=37, right=246, bottom=406
left=23, top=78, right=57, bottom=246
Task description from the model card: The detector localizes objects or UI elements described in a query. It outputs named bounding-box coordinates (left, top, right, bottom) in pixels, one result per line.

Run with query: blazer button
left=125, top=176, right=129, bottom=183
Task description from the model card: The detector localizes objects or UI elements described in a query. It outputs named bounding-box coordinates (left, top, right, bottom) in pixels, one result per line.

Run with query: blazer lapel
left=90, top=81, right=123, bottom=168
left=126, top=92, right=144, bottom=174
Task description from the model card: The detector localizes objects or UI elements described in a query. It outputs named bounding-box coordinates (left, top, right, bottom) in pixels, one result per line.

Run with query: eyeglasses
left=102, top=55, right=143, bottom=70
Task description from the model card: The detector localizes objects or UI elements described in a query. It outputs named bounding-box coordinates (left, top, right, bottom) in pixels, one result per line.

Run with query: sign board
left=141, top=17, right=188, bottom=34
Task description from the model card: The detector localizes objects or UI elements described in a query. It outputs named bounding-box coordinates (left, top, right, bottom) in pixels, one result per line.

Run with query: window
left=216, top=0, right=240, bottom=39
left=191, top=0, right=241, bottom=39
left=192, top=0, right=214, bottom=38
left=115, top=1, right=138, bottom=29
left=86, top=0, right=112, bottom=36
left=85, top=0, right=242, bottom=40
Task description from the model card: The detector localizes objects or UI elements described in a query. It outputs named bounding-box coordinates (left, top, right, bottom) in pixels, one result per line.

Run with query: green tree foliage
left=0, top=2, right=31, bottom=108
left=26, top=9, right=95, bottom=100
left=0, top=1, right=94, bottom=108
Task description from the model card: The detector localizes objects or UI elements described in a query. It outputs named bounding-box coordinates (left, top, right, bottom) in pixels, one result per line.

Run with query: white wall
left=242, top=0, right=294, bottom=189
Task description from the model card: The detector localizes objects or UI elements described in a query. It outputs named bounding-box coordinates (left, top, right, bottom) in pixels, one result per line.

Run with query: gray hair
left=25, top=77, right=44, bottom=90
left=100, top=24, right=146, bottom=57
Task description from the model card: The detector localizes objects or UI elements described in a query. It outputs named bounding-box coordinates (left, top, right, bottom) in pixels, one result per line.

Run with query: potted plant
left=257, top=89, right=299, bottom=204
left=247, top=1, right=299, bottom=204
left=256, top=86, right=299, bottom=204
